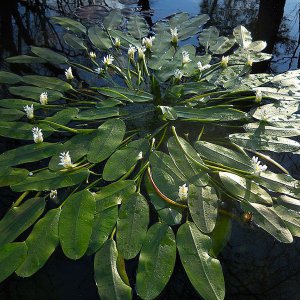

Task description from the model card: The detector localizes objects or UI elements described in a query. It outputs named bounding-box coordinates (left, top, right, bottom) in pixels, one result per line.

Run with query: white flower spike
left=246, top=55, right=253, bottom=66
left=39, top=92, right=48, bottom=105
left=255, top=90, right=263, bottom=103
left=252, top=156, right=267, bottom=175
left=59, top=151, right=74, bottom=169
left=221, top=56, right=229, bottom=68
left=24, top=104, right=34, bottom=119
left=32, top=127, right=43, bottom=143
left=182, top=51, right=191, bottom=65
left=142, top=36, right=155, bottom=50
left=137, top=46, right=146, bottom=60
left=50, top=190, right=57, bottom=199
left=103, top=54, right=114, bottom=66
left=114, top=37, right=121, bottom=48
left=128, top=45, right=136, bottom=60
left=174, top=69, right=183, bottom=80
left=178, top=184, right=188, bottom=201
left=89, top=51, right=96, bottom=59
left=94, top=67, right=103, bottom=75
left=197, top=61, right=211, bottom=71
left=170, top=27, right=178, bottom=43
left=65, top=67, right=74, bottom=80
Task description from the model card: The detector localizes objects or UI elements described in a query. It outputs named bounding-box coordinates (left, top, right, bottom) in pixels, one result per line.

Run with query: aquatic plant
left=1, top=10, right=300, bottom=300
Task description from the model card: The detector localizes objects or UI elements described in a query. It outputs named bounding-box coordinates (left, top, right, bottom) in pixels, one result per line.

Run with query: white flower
left=174, top=69, right=184, bottom=80
left=182, top=51, right=191, bottom=65
left=221, top=56, right=229, bottom=68
left=142, top=36, right=155, bottom=49
left=128, top=45, right=136, bottom=60
left=252, top=156, right=267, bottom=175
left=114, top=37, right=121, bottom=48
left=197, top=61, right=211, bottom=71
left=137, top=151, right=143, bottom=160
left=58, top=151, right=74, bottom=169
left=24, top=104, right=34, bottom=119
left=137, top=46, right=146, bottom=60
left=89, top=51, right=96, bottom=59
left=246, top=55, right=253, bottom=66
left=103, top=54, right=114, bottom=66
left=39, top=92, right=48, bottom=105
left=65, top=67, right=74, bottom=80
left=32, top=127, right=43, bottom=143
left=178, top=184, right=188, bottom=201
left=50, top=190, right=57, bottom=199
left=170, top=27, right=178, bottom=43
left=255, top=90, right=263, bottom=103
left=94, top=67, right=103, bottom=75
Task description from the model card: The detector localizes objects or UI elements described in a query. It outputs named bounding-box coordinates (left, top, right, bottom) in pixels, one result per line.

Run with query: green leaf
left=94, top=180, right=136, bottom=212
left=219, top=172, right=272, bottom=205
left=87, top=205, right=118, bottom=255
left=0, top=98, right=42, bottom=110
left=64, top=33, right=87, bottom=50
left=0, top=242, right=27, bottom=283
left=5, top=55, right=46, bottom=64
left=188, top=185, right=218, bottom=233
left=87, top=118, right=126, bottom=163
left=11, top=168, right=89, bottom=192
left=0, top=143, right=61, bottom=168
left=9, top=86, right=63, bottom=101
left=103, top=139, right=149, bottom=181
left=88, top=25, right=112, bottom=49
left=44, top=107, right=79, bottom=124
left=0, top=71, right=23, bottom=84
left=194, top=141, right=254, bottom=172
left=136, top=223, right=176, bottom=300
left=59, top=191, right=95, bottom=260
left=0, top=167, right=29, bottom=187
left=277, top=195, right=300, bottom=211
left=0, top=197, right=46, bottom=247
left=229, top=133, right=300, bottom=152
left=209, top=36, right=236, bottom=55
left=0, top=108, right=24, bottom=121
left=127, top=15, right=148, bottom=39
left=178, top=15, right=210, bottom=40
left=94, top=239, right=132, bottom=300
left=103, top=9, right=123, bottom=30
left=177, top=222, right=225, bottom=300
left=199, top=26, right=219, bottom=50
left=77, top=107, right=119, bottom=120
left=117, top=193, right=149, bottom=259
left=51, top=16, right=86, bottom=34
left=16, top=208, right=61, bottom=277
left=241, top=202, right=293, bottom=243
left=22, top=75, right=72, bottom=92
left=233, top=25, right=252, bottom=48
left=31, top=46, right=68, bottom=64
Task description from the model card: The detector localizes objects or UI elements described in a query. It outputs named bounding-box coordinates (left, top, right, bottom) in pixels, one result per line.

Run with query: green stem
left=14, top=191, right=30, bottom=207
left=39, top=120, right=79, bottom=133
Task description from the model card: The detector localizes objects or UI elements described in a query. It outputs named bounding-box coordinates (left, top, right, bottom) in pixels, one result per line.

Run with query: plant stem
left=14, top=191, right=30, bottom=207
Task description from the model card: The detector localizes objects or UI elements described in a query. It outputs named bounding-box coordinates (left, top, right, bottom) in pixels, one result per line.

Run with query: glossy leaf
left=77, top=107, right=120, bottom=120
left=9, top=86, right=63, bottom=101
left=64, top=33, right=87, bottom=50
left=233, top=25, right=252, bottom=48
left=103, top=9, right=123, bottom=30
left=5, top=55, right=46, bottom=64
left=117, top=193, right=149, bottom=259
left=31, top=46, right=68, bottom=64
left=0, top=197, right=46, bottom=247
left=0, top=108, right=24, bottom=121
left=16, top=208, right=61, bottom=277
left=177, top=222, right=225, bottom=300
left=136, top=223, right=176, bottom=300
left=127, top=15, right=148, bottom=39
left=0, top=71, right=22, bottom=84
left=88, top=25, right=112, bottom=49
left=0, top=167, right=29, bottom=187
left=94, top=239, right=132, bottom=300
left=59, top=190, right=95, bottom=259
left=51, top=16, right=86, bottom=34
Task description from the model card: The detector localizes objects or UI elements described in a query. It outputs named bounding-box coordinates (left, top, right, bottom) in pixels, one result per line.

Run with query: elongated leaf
left=0, top=242, right=27, bottom=283
left=136, top=223, right=176, bottom=300
left=103, top=139, right=148, bottom=181
left=94, top=180, right=136, bottom=212
left=179, top=15, right=210, bottom=40
left=233, top=25, right=252, bottom=48
left=51, top=16, right=86, bottom=34
left=0, top=98, right=42, bottom=110
left=22, top=75, right=72, bottom=92
left=87, top=118, right=126, bottom=163
left=0, top=143, right=61, bottom=168
left=127, top=15, right=148, bottom=39
left=177, top=222, right=225, bottom=300
left=0, top=197, right=46, bottom=247
left=11, top=168, right=89, bottom=192
left=103, top=9, right=123, bottom=30
left=59, top=191, right=95, bottom=260
left=9, top=86, right=63, bottom=101
left=16, top=208, right=61, bottom=277
left=241, top=202, right=293, bottom=243
left=117, top=193, right=149, bottom=259
left=199, top=26, right=219, bottom=50
left=88, top=25, right=112, bottom=49
left=87, top=206, right=118, bottom=255
left=194, top=141, right=253, bottom=172
left=244, top=123, right=300, bottom=137
left=94, top=239, right=132, bottom=300
left=31, top=46, right=68, bottom=64
left=77, top=107, right=119, bottom=120
left=188, top=185, right=218, bottom=233
left=219, top=172, right=272, bottom=205
left=229, top=133, right=300, bottom=152
left=0, top=167, right=29, bottom=187
left=0, top=71, right=22, bottom=84
left=0, top=108, right=24, bottom=121
left=5, top=55, right=46, bottom=64
left=64, top=33, right=87, bottom=50
left=277, top=195, right=300, bottom=211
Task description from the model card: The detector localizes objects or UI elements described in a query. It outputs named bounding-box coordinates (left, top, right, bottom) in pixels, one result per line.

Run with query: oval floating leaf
left=64, top=33, right=87, bottom=50
left=88, top=25, right=112, bottom=49
left=51, top=16, right=86, bottom=34
left=0, top=71, right=22, bottom=84
left=5, top=55, right=46, bottom=64
left=59, top=190, right=95, bottom=260
left=31, top=46, right=68, bottom=64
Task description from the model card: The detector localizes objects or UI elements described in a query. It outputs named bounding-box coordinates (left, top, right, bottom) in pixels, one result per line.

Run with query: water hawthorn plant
left=1, top=10, right=300, bottom=300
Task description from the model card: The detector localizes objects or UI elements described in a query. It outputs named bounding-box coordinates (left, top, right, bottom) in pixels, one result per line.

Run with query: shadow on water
left=0, top=1, right=300, bottom=299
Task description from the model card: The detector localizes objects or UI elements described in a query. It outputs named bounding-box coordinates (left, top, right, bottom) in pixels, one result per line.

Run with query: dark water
left=0, top=1, right=300, bottom=299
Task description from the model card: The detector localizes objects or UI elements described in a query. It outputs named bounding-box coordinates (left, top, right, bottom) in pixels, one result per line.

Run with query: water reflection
left=0, top=1, right=300, bottom=299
